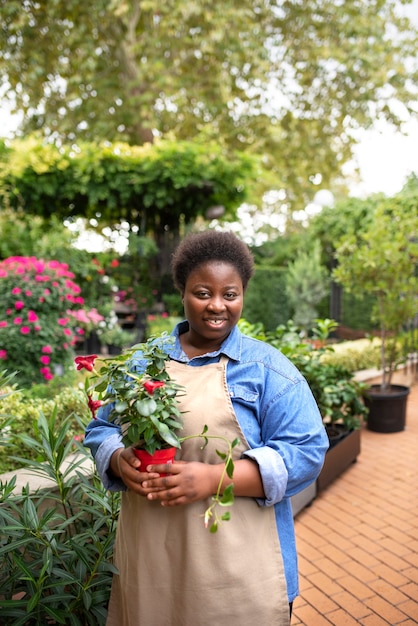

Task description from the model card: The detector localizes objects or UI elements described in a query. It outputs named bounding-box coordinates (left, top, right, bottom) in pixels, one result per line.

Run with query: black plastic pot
left=364, top=384, right=409, bottom=433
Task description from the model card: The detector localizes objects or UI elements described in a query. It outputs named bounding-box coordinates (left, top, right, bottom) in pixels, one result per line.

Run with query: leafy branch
left=181, top=425, right=240, bottom=534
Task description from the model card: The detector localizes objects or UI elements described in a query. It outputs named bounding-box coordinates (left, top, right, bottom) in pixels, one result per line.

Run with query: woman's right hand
left=110, top=448, right=161, bottom=494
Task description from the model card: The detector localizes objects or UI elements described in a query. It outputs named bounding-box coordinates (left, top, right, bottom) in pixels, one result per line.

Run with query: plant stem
left=180, top=428, right=239, bottom=532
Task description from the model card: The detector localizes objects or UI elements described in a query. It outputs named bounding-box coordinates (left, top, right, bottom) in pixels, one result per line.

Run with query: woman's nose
left=207, top=296, right=225, bottom=311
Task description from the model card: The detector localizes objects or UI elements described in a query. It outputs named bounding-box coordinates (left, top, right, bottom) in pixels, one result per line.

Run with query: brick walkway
left=293, top=380, right=418, bottom=625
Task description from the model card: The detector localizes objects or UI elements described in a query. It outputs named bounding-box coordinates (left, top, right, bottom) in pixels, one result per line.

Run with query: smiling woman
left=83, top=229, right=329, bottom=626
left=172, top=233, right=252, bottom=357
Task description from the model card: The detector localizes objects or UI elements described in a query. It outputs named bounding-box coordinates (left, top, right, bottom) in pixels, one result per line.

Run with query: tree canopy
left=0, top=135, right=256, bottom=277
left=1, top=0, right=417, bottom=207
left=0, top=136, right=254, bottom=228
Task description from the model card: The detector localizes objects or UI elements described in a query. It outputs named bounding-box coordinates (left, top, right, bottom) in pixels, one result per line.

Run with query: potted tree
left=333, top=197, right=418, bottom=432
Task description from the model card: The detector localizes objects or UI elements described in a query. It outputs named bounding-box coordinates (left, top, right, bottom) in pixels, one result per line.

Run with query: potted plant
left=276, top=321, right=368, bottom=494
left=333, top=198, right=418, bottom=432
left=75, top=333, right=239, bottom=532
left=238, top=318, right=368, bottom=511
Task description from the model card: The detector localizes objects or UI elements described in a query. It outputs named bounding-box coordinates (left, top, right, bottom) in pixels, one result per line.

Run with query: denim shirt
left=84, top=322, right=328, bottom=602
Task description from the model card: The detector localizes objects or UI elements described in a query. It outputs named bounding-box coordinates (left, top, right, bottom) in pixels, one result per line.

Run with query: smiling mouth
left=206, top=318, right=225, bottom=325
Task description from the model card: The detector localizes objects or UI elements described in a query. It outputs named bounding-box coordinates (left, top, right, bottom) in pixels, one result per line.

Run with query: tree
left=285, top=240, right=329, bottom=331
left=333, top=194, right=418, bottom=389
left=1, top=0, right=417, bottom=207
left=0, top=136, right=255, bottom=276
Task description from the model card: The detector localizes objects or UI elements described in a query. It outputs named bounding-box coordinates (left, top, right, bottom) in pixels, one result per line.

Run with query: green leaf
left=220, top=484, right=235, bottom=506
left=225, top=457, right=235, bottom=479
left=134, top=398, right=157, bottom=417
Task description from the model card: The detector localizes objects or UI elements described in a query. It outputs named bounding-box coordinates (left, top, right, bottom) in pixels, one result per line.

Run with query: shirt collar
left=169, top=320, right=242, bottom=362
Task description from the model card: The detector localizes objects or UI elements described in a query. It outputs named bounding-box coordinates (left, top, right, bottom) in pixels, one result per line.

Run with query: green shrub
left=243, top=266, right=290, bottom=332
left=0, top=257, right=84, bottom=386
left=0, top=383, right=88, bottom=474
left=0, top=410, right=119, bottom=625
left=320, top=338, right=381, bottom=372
left=238, top=318, right=368, bottom=429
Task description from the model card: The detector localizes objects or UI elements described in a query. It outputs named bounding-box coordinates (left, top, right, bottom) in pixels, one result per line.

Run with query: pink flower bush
left=0, top=256, right=86, bottom=386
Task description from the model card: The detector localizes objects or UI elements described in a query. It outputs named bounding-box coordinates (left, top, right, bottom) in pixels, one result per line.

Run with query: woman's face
left=182, top=261, right=244, bottom=350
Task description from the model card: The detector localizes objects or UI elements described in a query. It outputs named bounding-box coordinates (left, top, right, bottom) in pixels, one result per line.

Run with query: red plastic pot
left=133, top=446, right=177, bottom=475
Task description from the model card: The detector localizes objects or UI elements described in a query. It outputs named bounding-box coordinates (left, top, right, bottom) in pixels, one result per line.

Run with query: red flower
left=143, top=380, right=165, bottom=394
left=87, top=394, right=103, bottom=419
left=74, top=355, right=98, bottom=371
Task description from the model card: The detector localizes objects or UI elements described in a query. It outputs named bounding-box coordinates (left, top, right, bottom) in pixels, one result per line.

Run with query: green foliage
left=341, top=290, right=376, bottom=331
left=0, top=137, right=254, bottom=229
left=238, top=318, right=368, bottom=430
left=333, top=194, right=418, bottom=389
left=161, top=293, right=183, bottom=317
left=97, top=326, right=135, bottom=349
left=146, top=315, right=182, bottom=338
left=285, top=241, right=329, bottom=331
left=0, top=369, right=19, bottom=451
left=308, top=196, right=377, bottom=269
left=0, top=383, right=88, bottom=474
left=320, top=339, right=382, bottom=373
left=0, top=410, right=119, bottom=625
left=0, top=209, right=80, bottom=262
left=180, top=425, right=240, bottom=534
left=243, top=266, right=290, bottom=332
left=1, top=1, right=417, bottom=207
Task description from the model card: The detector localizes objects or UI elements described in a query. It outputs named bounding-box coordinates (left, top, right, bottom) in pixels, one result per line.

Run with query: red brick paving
left=292, top=380, right=418, bottom=625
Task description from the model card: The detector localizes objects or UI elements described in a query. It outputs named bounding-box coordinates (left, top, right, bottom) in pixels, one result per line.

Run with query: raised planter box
left=292, top=427, right=361, bottom=516
left=317, top=427, right=361, bottom=492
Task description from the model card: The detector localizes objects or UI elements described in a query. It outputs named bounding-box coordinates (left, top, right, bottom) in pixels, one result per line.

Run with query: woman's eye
left=225, top=292, right=237, bottom=299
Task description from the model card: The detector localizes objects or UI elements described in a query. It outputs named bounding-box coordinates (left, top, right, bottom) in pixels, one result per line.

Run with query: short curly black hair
left=172, top=230, right=255, bottom=293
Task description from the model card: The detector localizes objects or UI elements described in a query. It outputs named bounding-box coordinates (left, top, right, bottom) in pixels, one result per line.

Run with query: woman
left=84, top=230, right=328, bottom=626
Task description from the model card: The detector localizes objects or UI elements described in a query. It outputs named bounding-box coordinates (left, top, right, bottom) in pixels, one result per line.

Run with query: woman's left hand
left=141, top=461, right=220, bottom=506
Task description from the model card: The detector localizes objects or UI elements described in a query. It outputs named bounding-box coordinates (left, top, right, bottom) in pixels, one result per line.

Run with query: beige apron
left=106, top=357, right=290, bottom=626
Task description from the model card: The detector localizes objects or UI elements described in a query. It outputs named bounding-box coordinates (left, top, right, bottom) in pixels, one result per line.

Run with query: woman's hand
left=142, top=457, right=265, bottom=506
left=110, top=453, right=265, bottom=504
left=142, top=461, right=218, bottom=506
left=110, top=447, right=161, bottom=495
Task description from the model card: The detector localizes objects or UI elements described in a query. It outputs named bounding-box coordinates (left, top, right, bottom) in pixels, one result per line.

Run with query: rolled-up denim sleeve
left=95, top=435, right=126, bottom=492
left=84, top=404, right=126, bottom=492
left=243, top=447, right=288, bottom=506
